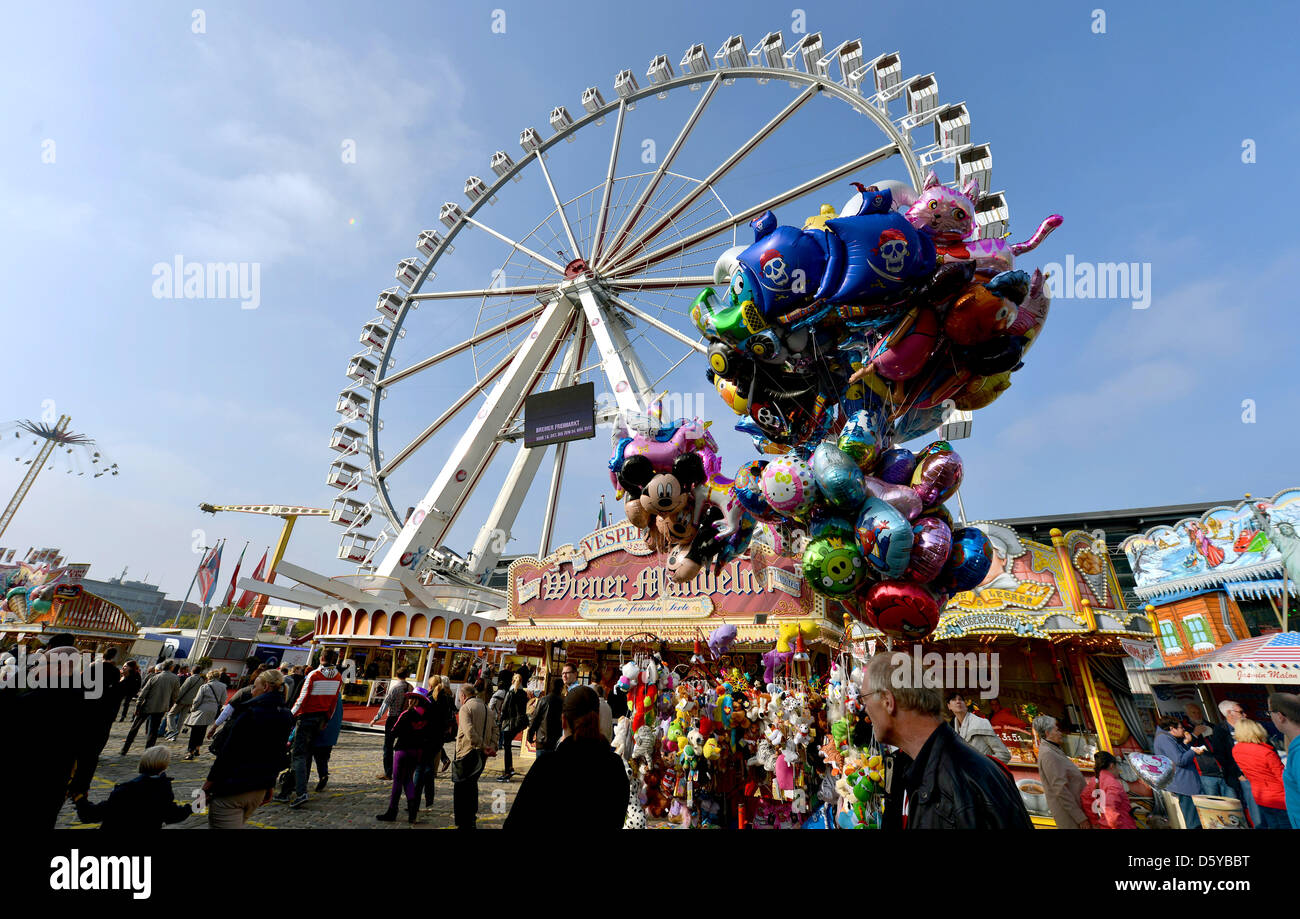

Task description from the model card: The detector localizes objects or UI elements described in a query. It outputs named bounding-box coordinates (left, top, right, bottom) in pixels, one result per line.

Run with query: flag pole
left=169, top=544, right=210, bottom=628
left=193, top=539, right=224, bottom=662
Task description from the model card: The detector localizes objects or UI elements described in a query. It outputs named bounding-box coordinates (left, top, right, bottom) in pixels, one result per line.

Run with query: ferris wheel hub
left=563, top=257, right=591, bottom=279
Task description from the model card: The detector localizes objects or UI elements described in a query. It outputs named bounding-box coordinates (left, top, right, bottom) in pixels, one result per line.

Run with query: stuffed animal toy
left=707, top=622, right=738, bottom=659
left=632, top=724, right=656, bottom=765
left=618, top=660, right=639, bottom=693
left=630, top=658, right=659, bottom=732
left=622, top=760, right=647, bottom=830
left=775, top=618, right=820, bottom=652
left=701, top=736, right=722, bottom=761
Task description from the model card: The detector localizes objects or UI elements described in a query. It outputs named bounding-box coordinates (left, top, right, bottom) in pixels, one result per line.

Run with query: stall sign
left=1120, top=638, right=1158, bottom=666
left=511, top=529, right=812, bottom=622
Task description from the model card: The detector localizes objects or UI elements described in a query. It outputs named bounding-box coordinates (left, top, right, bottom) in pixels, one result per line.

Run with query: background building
left=79, top=572, right=167, bottom=627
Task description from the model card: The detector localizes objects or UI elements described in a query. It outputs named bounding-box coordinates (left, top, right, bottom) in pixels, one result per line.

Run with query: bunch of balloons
left=691, top=173, right=1058, bottom=450
left=679, top=171, right=1061, bottom=642
left=738, top=436, right=994, bottom=642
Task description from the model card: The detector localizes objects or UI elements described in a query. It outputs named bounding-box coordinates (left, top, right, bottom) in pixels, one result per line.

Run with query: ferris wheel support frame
left=464, top=319, right=590, bottom=580
left=371, top=297, right=577, bottom=593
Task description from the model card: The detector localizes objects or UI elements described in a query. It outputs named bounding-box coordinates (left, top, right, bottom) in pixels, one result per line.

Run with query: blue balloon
left=733, top=459, right=781, bottom=521
left=811, top=442, right=866, bottom=514
left=855, top=497, right=912, bottom=578
left=933, top=527, right=994, bottom=593
left=877, top=448, right=917, bottom=485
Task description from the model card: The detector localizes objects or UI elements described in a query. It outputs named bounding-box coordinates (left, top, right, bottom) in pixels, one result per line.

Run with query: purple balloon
left=863, top=475, right=923, bottom=521
left=911, top=446, right=963, bottom=507
left=904, top=517, right=953, bottom=583
left=877, top=448, right=917, bottom=485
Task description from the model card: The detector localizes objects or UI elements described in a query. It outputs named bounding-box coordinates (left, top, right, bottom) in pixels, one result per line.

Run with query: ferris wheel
left=325, top=30, right=1011, bottom=602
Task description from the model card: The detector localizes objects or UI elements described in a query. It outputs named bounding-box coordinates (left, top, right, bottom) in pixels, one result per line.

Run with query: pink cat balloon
left=904, top=171, right=1062, bottom=274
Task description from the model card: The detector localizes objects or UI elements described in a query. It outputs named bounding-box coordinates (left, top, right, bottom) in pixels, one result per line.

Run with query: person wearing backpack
left=527, top=677, right=564, bottom=760
left=496, top=673, right=529, bottom=781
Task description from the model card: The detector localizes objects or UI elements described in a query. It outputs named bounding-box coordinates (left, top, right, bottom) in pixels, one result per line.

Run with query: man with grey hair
left=864, top=652, right=1030, bottom=829
left=1211, top=699, right=1251, bottom=818
left=1032, top=714, right=1090, bottom=829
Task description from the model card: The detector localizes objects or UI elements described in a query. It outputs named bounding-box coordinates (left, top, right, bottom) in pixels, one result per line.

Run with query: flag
left=597, top=494, right=608, bottom=529
left=197, top=541, right=223, bottom=605
left=235, top=549, right=268, bottom=610
left=222, top=542, right=248, bottom=608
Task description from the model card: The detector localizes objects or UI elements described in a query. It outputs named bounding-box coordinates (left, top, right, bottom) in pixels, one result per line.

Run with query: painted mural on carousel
left=1120, top=488, right=1300, bottom=600
left=929, top=522, right=1140, bottom=641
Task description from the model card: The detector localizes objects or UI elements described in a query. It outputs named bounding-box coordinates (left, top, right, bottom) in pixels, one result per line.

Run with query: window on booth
left=1159, top=619, right=1183, bottom=653
left=1181, top=615, right=1214, bottom=651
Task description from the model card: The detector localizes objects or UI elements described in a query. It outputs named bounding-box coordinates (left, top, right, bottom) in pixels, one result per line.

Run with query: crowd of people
left=3, top=634, right=1299, bottom=832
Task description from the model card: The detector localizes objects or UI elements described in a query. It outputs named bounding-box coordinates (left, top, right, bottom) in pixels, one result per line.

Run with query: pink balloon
left=904, top=517, right=952, bottom=583
left=863, top=475, right=923, bottom=521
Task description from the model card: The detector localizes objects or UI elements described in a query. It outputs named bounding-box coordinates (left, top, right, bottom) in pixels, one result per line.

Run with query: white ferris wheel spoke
left=407, top=283, right=552, bottom=301
left=461, top=216, right=568, bottom=274
left=611, top=141, right=899, bottom=278
left=607, top=294, right=708, bottom=356
left=376, top=340, right=525, bottom=479
left=381, top=305, right=548, bottom=387
left=533, top=153, right=583, bottom=262
left=604, top=84, right=818, bottom=273
left=606, top=275, right=714, bottom=290
left=597, top=73, right=722, bottom=271
left=590, top=99, right=628, bottom=266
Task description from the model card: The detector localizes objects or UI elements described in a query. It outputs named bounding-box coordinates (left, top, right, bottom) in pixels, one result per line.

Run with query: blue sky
left=1, top=0, right=1296, bottom=601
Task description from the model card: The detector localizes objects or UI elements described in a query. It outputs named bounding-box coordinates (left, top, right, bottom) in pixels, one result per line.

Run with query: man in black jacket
left=67, top=647, right=122, bottom=801
left=202, top=668, right=294, bottom=828
left=865, top=651, right=1032, bottom=830
left=504, top=686, right=628, bottom=831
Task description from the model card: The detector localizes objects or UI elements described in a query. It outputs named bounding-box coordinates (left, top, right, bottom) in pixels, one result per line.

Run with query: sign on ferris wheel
left=524, top=382, right=597, bottom=449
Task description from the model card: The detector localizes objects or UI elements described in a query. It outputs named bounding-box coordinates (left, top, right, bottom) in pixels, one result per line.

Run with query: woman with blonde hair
left=496, top=672, right=528, bottom=782
left=1232, top=718, right=1289, bottom=829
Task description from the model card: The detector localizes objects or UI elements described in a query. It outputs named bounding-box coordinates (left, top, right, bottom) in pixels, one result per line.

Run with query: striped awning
left=496, top=620, right=841, bottom=647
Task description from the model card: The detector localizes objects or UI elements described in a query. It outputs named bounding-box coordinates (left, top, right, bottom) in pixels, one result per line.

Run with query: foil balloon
left=863, top=475, right=923, bottom=522
left=876, top=448, right=917, bottom=485
left=761, top=455, right=817, bottom=518
left=920, top=503, right=955, bottom=530
left=855, top=497, right=912, bottom=578
left=911, top=442, right=963, bottom=507
left=868, top=306, right=940, bottom=381
left=864, top=580, right=941, bottom=642
left=903, top=517, right=953, bottom=583
left=933, top=526, right=993, bottom=594
left=733, top=459, right=781, bottom=522
left=836, top=409, right=879, bottom=471
left=801, top=533, right=869, bottom=597
left=812, top=442, right=866, bottom=514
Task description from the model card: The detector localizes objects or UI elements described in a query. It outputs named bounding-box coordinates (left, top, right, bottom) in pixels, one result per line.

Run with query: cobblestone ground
left=56, top=718, right=535, bottom=830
